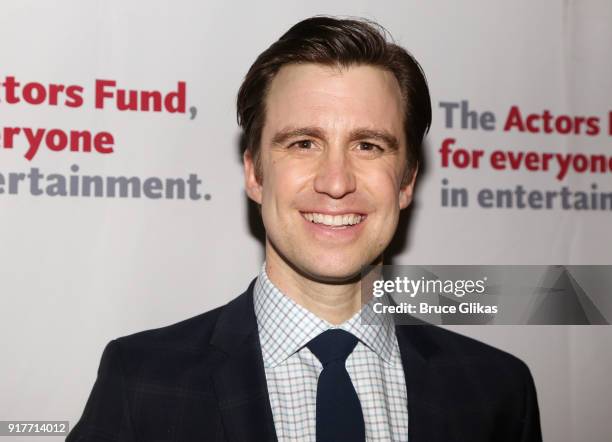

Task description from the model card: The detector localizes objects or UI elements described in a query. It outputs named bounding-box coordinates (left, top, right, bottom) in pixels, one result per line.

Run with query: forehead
left=263, top=63, right=404, bottom=138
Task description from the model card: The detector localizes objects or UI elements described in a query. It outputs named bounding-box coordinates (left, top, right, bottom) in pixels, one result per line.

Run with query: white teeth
left=302, top=212, right=364, bottom=226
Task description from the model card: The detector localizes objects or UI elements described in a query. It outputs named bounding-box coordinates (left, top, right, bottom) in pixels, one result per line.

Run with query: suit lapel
left=210, top=280, right=278, bottom=442
left=396, top=324, right=445, bottom=442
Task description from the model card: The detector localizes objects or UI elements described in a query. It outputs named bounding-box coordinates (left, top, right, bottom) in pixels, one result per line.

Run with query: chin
left=296, top=255, right=370, bottom=284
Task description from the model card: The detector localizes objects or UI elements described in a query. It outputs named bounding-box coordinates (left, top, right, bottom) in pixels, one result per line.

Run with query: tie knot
left=307, top=329, right=359, bottom=366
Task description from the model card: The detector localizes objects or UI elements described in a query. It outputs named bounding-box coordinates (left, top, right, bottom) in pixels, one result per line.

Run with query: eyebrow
left=271, top=126, right=400, bottom=151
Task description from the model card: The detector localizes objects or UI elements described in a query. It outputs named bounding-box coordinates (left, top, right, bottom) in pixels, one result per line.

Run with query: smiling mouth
left=301, top=212, right=366, bottom=227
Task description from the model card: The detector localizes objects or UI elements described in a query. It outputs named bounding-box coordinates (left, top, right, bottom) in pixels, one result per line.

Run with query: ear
left=399, top=164, right=418, bottom=210
left=243, top=149, right=262, bottom=204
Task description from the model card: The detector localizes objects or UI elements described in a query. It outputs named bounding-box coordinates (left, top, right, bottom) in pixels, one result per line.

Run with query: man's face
left=244, top=63, right=416, bottom=282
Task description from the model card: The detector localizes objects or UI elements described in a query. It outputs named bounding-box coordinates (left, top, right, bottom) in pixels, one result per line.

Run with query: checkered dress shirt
left=253, top=267, right=409, bottom=441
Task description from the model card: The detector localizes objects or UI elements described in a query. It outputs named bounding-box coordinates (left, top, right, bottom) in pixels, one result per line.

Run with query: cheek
left=261, top=159, right=312, bottom=211
left=359, top=163, right=403, bottom=204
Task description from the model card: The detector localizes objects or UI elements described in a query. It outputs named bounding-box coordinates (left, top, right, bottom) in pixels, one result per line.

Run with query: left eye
left=290, top=140, right=313, bottom=149
left=358, top=142, right=383, bottom=152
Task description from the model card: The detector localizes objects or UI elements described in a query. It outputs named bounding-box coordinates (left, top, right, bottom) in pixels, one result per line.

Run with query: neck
left=264, top=244, right=376, bottom=325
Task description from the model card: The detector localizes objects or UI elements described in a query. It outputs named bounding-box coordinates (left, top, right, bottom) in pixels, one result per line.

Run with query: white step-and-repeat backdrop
left=1, top=1, right=611, bottom=440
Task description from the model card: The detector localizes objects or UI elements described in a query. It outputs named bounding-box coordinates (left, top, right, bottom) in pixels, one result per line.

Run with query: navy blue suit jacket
left=67, top=280, right=542, bottom=441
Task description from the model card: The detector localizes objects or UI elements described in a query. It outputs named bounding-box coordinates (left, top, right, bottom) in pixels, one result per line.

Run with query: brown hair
left=237, top=16, right=431, bottom=184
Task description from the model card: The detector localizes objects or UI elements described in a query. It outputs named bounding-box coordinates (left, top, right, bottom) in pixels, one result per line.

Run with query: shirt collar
left=253, top=264, right=396, bottom=368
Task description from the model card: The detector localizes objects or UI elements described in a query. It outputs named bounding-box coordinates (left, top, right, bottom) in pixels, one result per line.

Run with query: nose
left=313, top=147, right=356, bottom=199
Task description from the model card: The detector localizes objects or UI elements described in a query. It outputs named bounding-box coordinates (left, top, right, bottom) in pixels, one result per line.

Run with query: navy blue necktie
left=307, top=329, right=365, bottom=442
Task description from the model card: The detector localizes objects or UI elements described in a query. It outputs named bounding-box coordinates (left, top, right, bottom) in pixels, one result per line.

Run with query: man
left=68, top=16, right=542, bottom=442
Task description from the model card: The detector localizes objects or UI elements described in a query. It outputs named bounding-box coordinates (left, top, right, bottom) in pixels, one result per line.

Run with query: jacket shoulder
left=400, top=324, right=535, bottom=395
left=408, top=325, right=541, bottom=439
left=115, top=304, right=224, bottom=354
left=426, top=325, right=529, bottom=368
left=67, top=301, right=241, bottom=442
left=398, top=322, right=534, bottom=380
